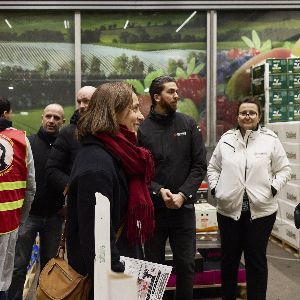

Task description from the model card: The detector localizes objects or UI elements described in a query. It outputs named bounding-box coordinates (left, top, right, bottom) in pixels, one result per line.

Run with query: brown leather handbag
left=36, top=223, right=91, bottom=300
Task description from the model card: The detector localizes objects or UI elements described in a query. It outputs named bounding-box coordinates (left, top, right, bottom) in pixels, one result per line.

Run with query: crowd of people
left=0, top=76, right=291, bottom=300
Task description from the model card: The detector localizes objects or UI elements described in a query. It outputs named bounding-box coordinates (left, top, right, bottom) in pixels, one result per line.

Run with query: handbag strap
left=115, top=219, right=126, bottom=242
left=56, top=220, right=67, bottom=259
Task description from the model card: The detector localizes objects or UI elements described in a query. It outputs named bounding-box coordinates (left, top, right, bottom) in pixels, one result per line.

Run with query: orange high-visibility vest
left=0, top=129, right=27, bottom=234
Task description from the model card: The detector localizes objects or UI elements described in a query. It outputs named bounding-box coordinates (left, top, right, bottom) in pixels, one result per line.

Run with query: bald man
left=46, top=86, right=96, bottom=197
left=9, top=104, right=66, bottom=300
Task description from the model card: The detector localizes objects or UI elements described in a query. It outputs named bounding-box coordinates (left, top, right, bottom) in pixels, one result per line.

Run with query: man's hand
left=170, top=193, right=185, bottom=209
left=160, top=188, right=174, bottom=209
left=160, top=188, right=184, bottom=209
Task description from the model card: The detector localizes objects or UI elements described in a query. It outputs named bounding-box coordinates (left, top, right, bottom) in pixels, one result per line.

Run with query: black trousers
left=217, top=211, right=276, bottom=300
left=144, top=224, right=196, bottom=300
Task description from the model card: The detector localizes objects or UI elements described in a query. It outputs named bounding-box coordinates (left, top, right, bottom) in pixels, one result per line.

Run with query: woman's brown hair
left=236, top=96, right=262, bottom=116
left=77, top=81, right=133, bottom=140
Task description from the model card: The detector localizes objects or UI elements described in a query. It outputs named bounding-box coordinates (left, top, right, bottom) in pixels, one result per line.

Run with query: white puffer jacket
left=208, top=126, right=291, bottom=221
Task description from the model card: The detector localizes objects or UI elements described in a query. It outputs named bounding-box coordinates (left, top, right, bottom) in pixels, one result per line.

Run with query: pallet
left=23, top=262, right=38, bottom=300
left=270, top=233, right=300, bottom=258
left=166, top=283, right=247, bottom=299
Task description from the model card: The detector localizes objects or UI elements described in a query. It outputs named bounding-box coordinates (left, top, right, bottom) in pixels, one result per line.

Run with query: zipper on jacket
left=245, top=133, right=252, bottom=222
left=223, top=141, right=235, bottom=152
left=244, top=133, right=251, bottom=180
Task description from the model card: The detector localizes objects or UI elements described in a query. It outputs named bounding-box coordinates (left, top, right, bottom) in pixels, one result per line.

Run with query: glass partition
left=81, top=11, right=207, bottom=140
left=0, top=11, right=75, bottom=135
left=216, top=11, right=300, bottom=140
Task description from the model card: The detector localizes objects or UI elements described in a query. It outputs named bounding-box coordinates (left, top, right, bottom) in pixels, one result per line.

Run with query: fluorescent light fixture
left=8, top=86, right=14, bottom=90
left=176, top=11, right=197, bottom=32
left=124, top=20, right=129, bottom=29
left=5, top=19, right=12, bottom=29
left=64, top=20, right=70, bottom=29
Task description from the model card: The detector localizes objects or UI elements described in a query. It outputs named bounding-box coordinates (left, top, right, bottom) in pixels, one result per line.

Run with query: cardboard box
left=288, top=104, right=300, bottom=121
left=278, top=198, right=296, bottom=225
left=281, top=220, right=300, bottom=249
left=196, top=181, right=209, bottom=203
left=252, top=78, right=264, bottom=95
left=269, top=74, right=287, bottom=89
left=272, top=217, right=285, bottom=239
left=280, top=180, right=300, bottom=205
left=288, top=90, right=300, bottom=105
left=290, top=163, right=300, bottom=180
left=288, top=73, right=300, bottom=89
left=195, top=202, right=217, bottom=231
left=282, top=141, right=300, bottom=162
left=265, top=122, right=285, bottom=142
left=266, top=58, right=287, bottom=74
left=251, top=64, right=265, bottom=79
left=287, top=57, right=300, bottom=73
left=256, top=93, right=265, bottom=105
left=282, top=121, right=300, bottom=141
left=269, top=89, right=289, bottom=106
left=269, top=104, right=288, bottom=122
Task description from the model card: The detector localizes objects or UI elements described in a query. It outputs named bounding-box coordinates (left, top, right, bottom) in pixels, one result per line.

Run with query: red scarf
left=96, top=125, right=155, bottom=244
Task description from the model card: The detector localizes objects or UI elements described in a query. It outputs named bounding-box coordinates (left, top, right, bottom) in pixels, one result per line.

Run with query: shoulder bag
left=36, top=222, right=91, bottom=300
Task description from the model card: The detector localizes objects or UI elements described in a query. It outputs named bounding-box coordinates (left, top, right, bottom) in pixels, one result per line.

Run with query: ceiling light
left=5, top=19, right=12, bottom=29
left=8, top=85, right=14, bottom=90
left=64, top=20, right=70, bottom=29
left=124, top=20, right=129, bottom=29
left=176, top=11, right=197, bottom=32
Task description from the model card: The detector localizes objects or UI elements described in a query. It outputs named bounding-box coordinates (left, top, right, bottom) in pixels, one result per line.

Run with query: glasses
left=238, top=111, right=258, bottom=118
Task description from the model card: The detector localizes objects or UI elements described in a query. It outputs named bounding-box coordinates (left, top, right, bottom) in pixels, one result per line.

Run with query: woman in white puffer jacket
left=208, top=97, right=291, bottom=300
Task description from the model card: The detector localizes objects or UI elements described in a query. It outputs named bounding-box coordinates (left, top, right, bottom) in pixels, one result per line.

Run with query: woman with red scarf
left=66, top=82, right=155, bottom=299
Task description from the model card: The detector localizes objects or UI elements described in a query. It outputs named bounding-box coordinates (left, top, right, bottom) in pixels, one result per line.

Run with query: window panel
left=81, top=11, right=207, bottom=140
left=216, top=10, right=299, bottom=141
left=0, top=11, right=75, bottom=135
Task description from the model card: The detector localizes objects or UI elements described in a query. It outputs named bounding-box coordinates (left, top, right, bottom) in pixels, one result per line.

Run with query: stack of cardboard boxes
left=269, top=121, right=300, bottom=251
left=251, top=58, right=300, bottom=252
left=251, top=58, right=300, bottom=123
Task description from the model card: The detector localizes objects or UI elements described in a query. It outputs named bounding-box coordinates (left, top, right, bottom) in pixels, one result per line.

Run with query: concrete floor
left=194, top=238, right=300, bottom=300
left=25, top=238, right=300, bottom=300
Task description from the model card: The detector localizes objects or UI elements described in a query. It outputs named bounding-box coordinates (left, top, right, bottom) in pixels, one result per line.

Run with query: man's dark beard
left=159, top=98, right=176, bottom=114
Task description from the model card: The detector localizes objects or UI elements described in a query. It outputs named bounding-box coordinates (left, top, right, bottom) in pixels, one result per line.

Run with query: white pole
left=94, top=192, right=111, bottom=300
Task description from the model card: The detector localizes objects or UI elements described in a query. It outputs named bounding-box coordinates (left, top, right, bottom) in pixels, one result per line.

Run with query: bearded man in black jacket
left=46, top=86, right=96, bottom=197
left=138, top=76, right=207, bottom=300
left=9, top=104, right=65, bottom=300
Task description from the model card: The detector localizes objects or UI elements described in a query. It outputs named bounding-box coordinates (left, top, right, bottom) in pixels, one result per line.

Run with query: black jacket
left=28, top=127, right=65, bottom=216
left=46, top=110, right=81, bottom=194
left=66, top=135, right=140, bottom=296
left=138, top=109, right=207, bottom=226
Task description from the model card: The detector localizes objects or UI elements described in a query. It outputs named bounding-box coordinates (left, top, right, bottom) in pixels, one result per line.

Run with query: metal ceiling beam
left=1, top=1, right=300, bottom=10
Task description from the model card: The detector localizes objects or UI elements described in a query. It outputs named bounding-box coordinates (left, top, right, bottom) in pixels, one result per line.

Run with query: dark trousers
left=0, top=292, right=7, bottom=300
left=144, top=225, right=196, bottom=300
left=8, top=213, right=63, bottom=300
left=217, top=211, right=276, bottom=300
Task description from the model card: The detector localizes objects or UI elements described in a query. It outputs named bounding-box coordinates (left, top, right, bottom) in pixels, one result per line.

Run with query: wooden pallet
left=193, top=282, right=247, bottom=298
left=23, top=262, right=38, bottom=300
left=166, top=283, right=247, bottom=299
left=270, top=233, right=300, bottom=258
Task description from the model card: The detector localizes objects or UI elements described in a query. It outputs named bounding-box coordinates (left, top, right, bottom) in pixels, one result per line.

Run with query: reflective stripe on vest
left=0, top=181, right=26, bottom=191
left=0, top=198, right=24, bottom=211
